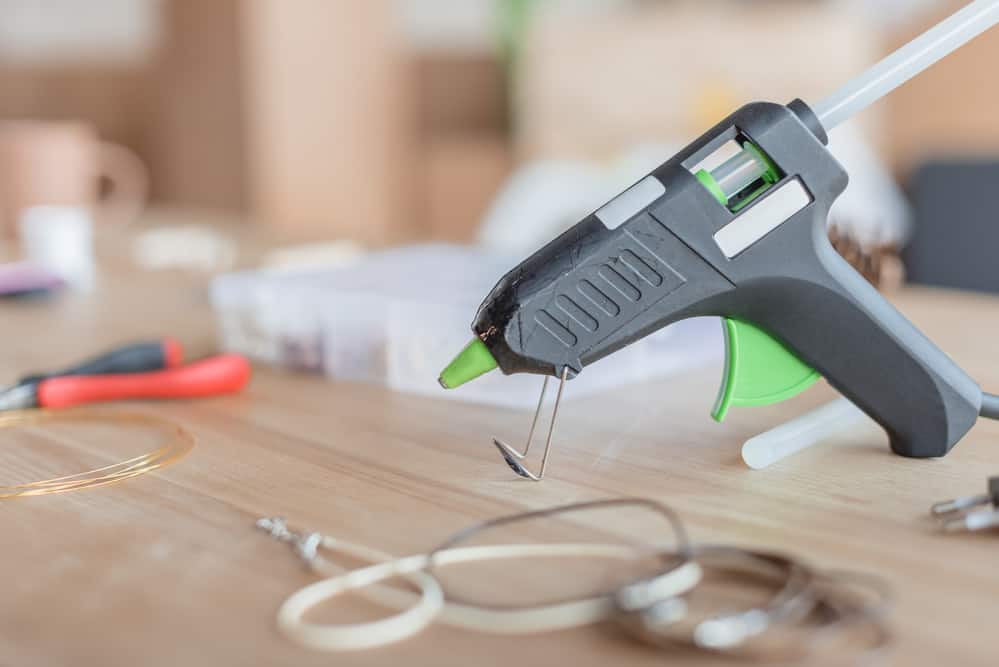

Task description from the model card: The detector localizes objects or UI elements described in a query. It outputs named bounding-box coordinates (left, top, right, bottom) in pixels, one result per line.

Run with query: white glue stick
left=742, top=398, right=870, bottom=470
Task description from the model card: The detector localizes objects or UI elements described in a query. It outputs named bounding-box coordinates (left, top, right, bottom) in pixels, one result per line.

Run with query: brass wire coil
left=0, top=410, right=194, bottom=498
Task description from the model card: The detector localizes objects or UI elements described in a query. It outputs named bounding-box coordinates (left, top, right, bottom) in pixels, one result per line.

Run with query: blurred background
left=1, top=0, right=997, bottom=401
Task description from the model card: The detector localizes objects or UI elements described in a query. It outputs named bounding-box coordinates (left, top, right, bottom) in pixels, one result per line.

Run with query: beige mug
left=0, top=120, right=148, bottom=239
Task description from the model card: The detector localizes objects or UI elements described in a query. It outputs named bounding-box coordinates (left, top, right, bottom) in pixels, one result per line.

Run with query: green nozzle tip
left=439, top=338, right=498, bottom=389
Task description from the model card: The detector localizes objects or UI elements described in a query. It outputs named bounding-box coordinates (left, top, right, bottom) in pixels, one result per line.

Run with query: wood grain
left=2, top=255, right=998, bottom=667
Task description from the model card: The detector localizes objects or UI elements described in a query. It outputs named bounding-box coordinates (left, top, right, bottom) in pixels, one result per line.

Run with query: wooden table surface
left=2, top=248, right=998, bottom=667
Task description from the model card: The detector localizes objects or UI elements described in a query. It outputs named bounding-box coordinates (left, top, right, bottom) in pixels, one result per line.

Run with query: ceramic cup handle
left=97, top=142, right=148, bottom=226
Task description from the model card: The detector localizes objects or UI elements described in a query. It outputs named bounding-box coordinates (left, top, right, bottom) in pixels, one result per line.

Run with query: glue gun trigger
left=712, top=318, right=821, bottom=422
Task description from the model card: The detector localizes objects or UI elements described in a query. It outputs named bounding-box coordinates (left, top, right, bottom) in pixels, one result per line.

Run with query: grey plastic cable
left=980, top=392, right=999, bottom=420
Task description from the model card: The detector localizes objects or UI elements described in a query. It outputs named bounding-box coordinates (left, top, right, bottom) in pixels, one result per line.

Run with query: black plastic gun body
left=472, top=101, right=981, bottom=459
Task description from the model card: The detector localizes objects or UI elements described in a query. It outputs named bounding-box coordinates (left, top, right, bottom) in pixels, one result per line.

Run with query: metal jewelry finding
left=491, top=366, right=569, bottom=481
left=932, top=476, right=999, bottom=532
left=255, top=517, right=324, bottom=565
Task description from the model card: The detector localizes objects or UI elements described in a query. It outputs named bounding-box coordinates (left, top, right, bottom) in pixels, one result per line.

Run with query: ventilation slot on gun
left=577, top=280, right=620, bottom=317
left=619, top=250, right=663, bottom=287
left=598, top=266, right=641, bottom=302
left=534, top=311, right=578, bottom=348
left=556, top=295, right=599, bottom=333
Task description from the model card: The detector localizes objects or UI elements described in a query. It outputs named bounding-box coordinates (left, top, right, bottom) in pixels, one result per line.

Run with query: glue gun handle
left=749, top=235, right=981, bottom=458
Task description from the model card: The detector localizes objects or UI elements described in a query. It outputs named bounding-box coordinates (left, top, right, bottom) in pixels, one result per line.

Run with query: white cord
left=278, top=540, right=702, bottom=651
left=278, top=552, right=441, bottom=651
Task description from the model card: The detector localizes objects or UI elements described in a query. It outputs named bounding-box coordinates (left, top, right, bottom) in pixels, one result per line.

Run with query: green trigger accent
left=712, top=319, right=820, bottom=422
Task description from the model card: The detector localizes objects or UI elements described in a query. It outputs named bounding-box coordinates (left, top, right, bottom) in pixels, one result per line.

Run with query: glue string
left=0, top=410, right=194, bottom=498
left=265, top=499, right=893, bottom=662
left=267, top=499, right=698, bottom=650
left=278, top=543, right=699, bottom=651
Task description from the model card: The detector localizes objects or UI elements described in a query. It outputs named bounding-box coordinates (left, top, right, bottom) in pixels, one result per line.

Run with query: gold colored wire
left=0, top=410, right=195, bottom=498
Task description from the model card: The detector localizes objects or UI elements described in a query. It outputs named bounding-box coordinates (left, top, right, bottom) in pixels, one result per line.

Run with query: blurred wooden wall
left=149, top=0, right=246, bottom=212
left=0, top=0, right=512, bottom=244
left=240, top=0, right=415, bottom=243
left=0, top=1, right=245, bottom=213
left=6, top=1, right=999, bottom=242
left=885, top=0, right=999, bottom=179
left=0, top=64, right=150, bottom=165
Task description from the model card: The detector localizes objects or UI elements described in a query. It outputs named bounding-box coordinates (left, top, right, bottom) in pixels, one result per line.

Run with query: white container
left=212, top=244, right=722, bottom=408
left=317, top=244, right=516, bottom=383
left=211, top=269, right=284, bottom=365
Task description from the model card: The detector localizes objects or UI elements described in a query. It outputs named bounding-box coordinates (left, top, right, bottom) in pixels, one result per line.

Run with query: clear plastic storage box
left=211, top=244, right=720, bottom=408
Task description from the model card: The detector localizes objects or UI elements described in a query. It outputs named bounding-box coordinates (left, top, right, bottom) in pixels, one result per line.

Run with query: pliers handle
left=0, top=340, right=251, bottom=411
left=18, top=339, right=184, bottom=384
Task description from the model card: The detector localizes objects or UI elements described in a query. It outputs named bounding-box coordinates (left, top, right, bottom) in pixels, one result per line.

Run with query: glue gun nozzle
left=438, top=338, right=498, bottom=389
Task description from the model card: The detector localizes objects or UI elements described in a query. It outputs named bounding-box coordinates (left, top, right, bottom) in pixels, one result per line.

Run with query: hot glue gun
left=439, top=0, right=999, bottom=479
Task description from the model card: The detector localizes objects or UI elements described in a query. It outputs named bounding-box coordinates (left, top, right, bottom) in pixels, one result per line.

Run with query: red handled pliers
left=0, top=339, right=251, bottom=411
